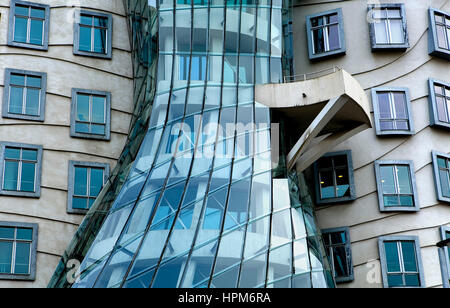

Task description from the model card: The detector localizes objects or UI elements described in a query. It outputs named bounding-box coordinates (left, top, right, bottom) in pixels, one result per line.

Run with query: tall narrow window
left=428, top=79, right=450, bottom=129
left=431, top=151, right=450, bottom=203
left=0, top=142, right=43, bottom=198
left=2, top=69, right=47, bottom=122
left=306, top=8, right=346, bottom=60
left=314, top=150, right=355, bottom=204
left=71, top=89, right=111, bottom=140
left=74, top=10, right=112, bottom=59
left=0, top=222, right=38, bottom=281
left=378, top=236, right=425, bottom=288
left=8, top=0, right=50, bottom=50
left=371, top=87, right=414, bottom=135
left=368, top=4, right=409, bottom=51
left=322, top=227, right=354, bottom=283
left=439, top=226, right=450, bottom=288
left=67, top=161, right=110, bottom=214
left=428, top=8, right=450, bottom=60
left=374, top=160, right=419, bottom=212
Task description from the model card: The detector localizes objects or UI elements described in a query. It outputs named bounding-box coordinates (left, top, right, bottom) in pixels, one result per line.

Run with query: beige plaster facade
left=292, top=0, right=450, bottom=288
left=0, top=0, right=132, bottom=287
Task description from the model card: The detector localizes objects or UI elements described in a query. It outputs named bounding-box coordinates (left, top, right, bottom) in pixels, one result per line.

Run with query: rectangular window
left=378, top=236, right=425, bottom=288
left=0, top=142, right=42, bottom=198
left=374, top=160, right=419, bottom=212
left=371, top=87, right=414, bottom=135
left=428, top=79, right=450, bottom=129
left=432, top=151, right=450, bottom=203
left=67, top=161, right=110, bottom=214
left=2, top=69, right=47, bottom=122
left=8, top=0, right=50, bottom=50
left=368, top=4, right=409, bottom=50
left=439, top=226, right=450, bottom=288
left=429, top=8, right=450, bottom=60
left=71, top=89, right=111, bottom=140
left=0, top=222, right=37, bottom=281
left=306, top=8, right=346, bottom=60
left=322, top=227, right=353, bottom=283
left=314, top=150, right=355, bottom=204
left=74, top=10, right=112, bottom=59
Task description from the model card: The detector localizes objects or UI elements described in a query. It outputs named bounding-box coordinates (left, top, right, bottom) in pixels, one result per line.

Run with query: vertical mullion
left=397, top=241, right=406, bottom=285
left=389, top=92, right=397, bottom=130
left=17, top=150, right=23, bottom=192
left=332, top=158, right=338, bottom=198
left=91, top=18, right=95, bottom=53
left=392, top=165, right=401, bottom=204
left=86, top=167, right=91, bottom=209
left=27, top=7, right=31, bottom=44
left=89, top=95, right=93, bottom=134
left=11, top=228, right=17, bottom=274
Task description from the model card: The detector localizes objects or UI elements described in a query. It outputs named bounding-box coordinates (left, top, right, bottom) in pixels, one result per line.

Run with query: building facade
left=0, top=0, right=448, bottom=289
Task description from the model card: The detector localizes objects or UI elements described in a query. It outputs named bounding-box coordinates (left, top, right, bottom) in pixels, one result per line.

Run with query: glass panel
left=15, top=5, right=29, bottom=16
left=10, top=74, right=25, bottom=86
left=389, top=19, right=404, bottom=44
left=27, top=76, right=41, bottom=88
left=94, top=17, right=108, bottom=28
left=327, top=24, right=340, bottom=50
left=435, top=96, right=449, bottom=123
left=380, top=165, right=396, bottom=194
left=30, top=7, right=45, bottom=19
left=404, top=274, right=420, bottom=287
left=436, top=25, right=448, bottom=49
left=401, top=241, right=417, bottom=272
left=30, top=19, right=44, bottom=45
left=387, top=273, right=403, bottom=287
left=79, top=26, right=92, bottom=52
left=377, top=92, right=391, bottom=119
left=329, top=231, right=346, bottom=245
left=332, top=246, right=349, bottom=278
left=74, top=167, right=88, bottom=196
left=20, top=162, right=36, bottom=192
left=14, top=242, right=31, bottom=274
left=0, top=241, right=13, bottom=274
left=387, top=9, right=401, bottom=18
left=72, top=197, right=88, bottom=209
left=312, top=28, right=325, bottom=54
left=0, top=227, right=15, bottom=239
left=384, top=241, right=400, bottom=272
left=392, top=92, right=407, bottom=119
left=438, top=169, right=450, bottom=198
left=89, top=168, right=104, bottom=197
left=5, top=148, right=20, bottom=160
left=91, top=124, right=105, bottom=135
left=319, top=170, right=335, bottom=199
left=76, top=94, right=90, bottom=122
left=9, top=87, right=24, bottom=114
left=80, top=15, right=92, bottom=26
left=4, top=161, right=19, bottom=191
left=75, top=123, right=90, bottom=134
left=94, top=28, right=107, bottom=53
left=14, top=17, right=28, bottom=43
left=396, top=165, right=412, bottom=194
left=16, top=228, right=32, bottom=241
left=92, top=96, right=106, bottom=124
left=374, top=21, right=388, bottom=44
left=25, top=88, right=40, bottom=116
left=335, top=169, right=350, bottom=197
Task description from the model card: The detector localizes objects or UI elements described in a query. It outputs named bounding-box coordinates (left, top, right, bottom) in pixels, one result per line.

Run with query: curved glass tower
left=48, top=0, right=334, bottom=288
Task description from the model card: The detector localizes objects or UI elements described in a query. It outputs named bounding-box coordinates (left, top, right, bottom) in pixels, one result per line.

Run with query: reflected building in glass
left=48, top=0, right=338, bottom=288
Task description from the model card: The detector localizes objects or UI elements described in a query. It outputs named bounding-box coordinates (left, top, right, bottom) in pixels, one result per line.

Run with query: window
left=439, top=226, right=450, bottom=288
left=178, top=45, right=207, bottom=81
left=322, top=227, right=353, bottom=283
left=74, top=10, right=112, bottom=59
left=314, top=150, right=356, bottom=205
left=428, top=78, right=450, bottom=130
left=0, top=221, right=38, bottom=281
left=428, top=8, right=450, bottom=60
left=371, top=87, right=414, bottom=135
left=2, top=69, right=47, bottom=122
left=67, top=161, right=110, bottom=214
left=431, top=151, right=450, bottom=203
left=374, top=160, right=419, bottom=212
left=7, top=0, right=50, bottom=50
left=0, top=142, right=43, bottom=198
left=368, top=4, right=409, bottom=51
left=306, top=8, right=346, bottom=60
left=378, top=236, right=425, bottom=288
left=70, top=89, right=111, bottom=140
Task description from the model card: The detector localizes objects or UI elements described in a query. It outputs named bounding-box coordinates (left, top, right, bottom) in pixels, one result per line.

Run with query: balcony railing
left=283, top=66, right=341, bottom=83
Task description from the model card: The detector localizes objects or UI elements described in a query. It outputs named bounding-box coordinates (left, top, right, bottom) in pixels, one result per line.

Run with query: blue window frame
left=371, top=87, right=414, bottom=135
left=428, top=8, right=450, bottom=60
left=374, top=160, right=419, bottom=212
left=0, top=221, right=38, bottom=281
left=74, top=10, right=112, bottom=59
left=439, top=226, right=450, bottom=288
left=8, top=0, right=50, bottom=50
left=306, top=8, right=346, bottom=60
left=314, top=150, right=356, bottom=205
left=368, top=3, right=409, bottom=51
left=431, top=151, right=450, bottom=203
left=67, top=161, right=110, bottom=214
left=322, top=227, right=354, bottom=283
left=378, top=236, right=425, bottom=288
left=428, top=78, right=450, bottom=130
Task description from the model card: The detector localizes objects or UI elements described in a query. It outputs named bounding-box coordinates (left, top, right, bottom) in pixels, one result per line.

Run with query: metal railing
left=283, top=66, right=341, bottom=83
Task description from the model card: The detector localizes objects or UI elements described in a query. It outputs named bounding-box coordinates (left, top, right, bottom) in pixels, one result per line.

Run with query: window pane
left=4, top=161, right=19, bottom=191
left=22, top=149, right=37, bottom=161
left=327, top=24, right=340, bottom=50
left=5, top=148, right=20, bottom=160
left=401, top=241, right=417, bottom=272
left=389, top=19, right=404, bottom=44
left=30, top=7, right=45, bottom=19
left=377, top=92, right=391, bottom=119
left=80, top=15, right=92, bottom=25
left=437, top=157, right=447, bottom=168
left=332, top=246, right=349, bottom=278
left=319, top=170, right=335, bottom=199
left=14, top=242, right=30, bottom=274
left=393, top=120, right=409, bottom=131
left=335, top=169, right=350, bottom=197
left=93, top=28, right=106, bottom=53
left=312, top=28, right=325, bottom=54
left=436, top=25, right=448, bottom=49
left=329, top=231, right=346, bottom=244
left=438, top=169, right=450, bottom=197
left=94, top=17, right=108, bottom=27
left=79, top=26, right=92, bottom=51
left=20, top=162, right=36, bottom=192
left=387, top=9, right=401, bottom=18
left=73, top=197, right=88, bottom=209
left=27, top=76, right=41, bottom=88
left=380, top=121, right=394, bottom=131
left=92, top=96, right=105, bottom=124
left=76, top=94, right=90, bottom=122
left=435, top=96, right=449, bottom=123
left=15, top=5, right=29, bottom=16
left=327, top=14, right=338, bottom=24
left=384, top=241, right=400, bottom=272
left=91, top=124, right=105, bottom=135
left=13, top=17, right=28, bottom=43
left=310, top=16, right=323, bottom=27
left=383, top=195, right=399, bottom=206
left=16, top=228, right=32, bottom=241
left=398, top=195, right=413, bottom=206
left=392, top=92, right=407, bottom=119
left=404, top=274, right=420, bottom=287
left=75, top=123, right=90, bottom=134
left=25, top=88, right=40, bottom=116
left=396, top=165, right=412, bottom=194
left=0, top=227, right=15, bottom=239
left=89, top=168, right=104, bottom=197
left=29, top=19, right=43, bottom=45
left=0, top=241, right=13, bottom=274
left=380, top=166, right=396, bottom=194
left=333, top=155, right=348, bottom=168
left=10, top=74, right=25, bottom=86
left=74, top=167, right=88, bottom=196
left=9, top=87, right=24, bottom=114
left=387, top=274, right=403, bottom=287
left=374, top=21, right=388, bottom=44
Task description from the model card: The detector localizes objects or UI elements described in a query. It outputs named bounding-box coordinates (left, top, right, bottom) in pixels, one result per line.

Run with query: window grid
left=0, top=227, right=32, bottom=275
left=72, top=166, right=105, bottom=210
left=434, top=12, right=450, bottom=50
left=13, top=4, right=45, bottom=46
left=438, top=156, right=450, bottom=198
left=381, top=165, right=413, bottom=206
left=310, top=13, right=340, bottom=54
left=372, top=8, right=404, bottom=44
left=2, top=147, right=37, bottom=193
left=8, top=73, right=41, bottom=116
left=434, top=82, right=450, bottom=124
left=384, top=240, right=420, bottom=287
left=318, top=157, right=348, bottom=199
left=75, top=94, right=107, bottom=135
left=79, top=14, right=108, bottom=54
left=322, top=228, right=353, bottom=283
left=377, top=91, right=409, bottom=131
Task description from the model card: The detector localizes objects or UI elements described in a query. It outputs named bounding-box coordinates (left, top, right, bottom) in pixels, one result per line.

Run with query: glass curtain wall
left=48, top=0, right=333, bottom=288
